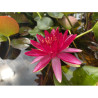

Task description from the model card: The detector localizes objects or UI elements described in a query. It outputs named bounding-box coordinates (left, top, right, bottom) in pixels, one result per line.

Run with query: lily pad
left=28, top=26, right=44, bottom=36
left=93, top=22, right=98, bottom=42
left=0, top=16, right=19, bottom=37
left=11, top=38, right=30, bottom=50
left=0, top=34, right=7, bottom=42
left=47, top=12, right=64, bottom=18
left=53, top=66, right=98, bottom=85
left=70, top=66, right=98, bottom=85
left=37, top=17, right=53, bottom=30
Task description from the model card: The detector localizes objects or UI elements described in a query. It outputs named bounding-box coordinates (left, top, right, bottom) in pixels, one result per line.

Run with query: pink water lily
left=25, top=27, right=82, bottom=83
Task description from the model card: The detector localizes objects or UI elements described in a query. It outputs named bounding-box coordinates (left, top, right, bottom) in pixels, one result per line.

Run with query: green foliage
left=11, top=38, right=30, bottom=50
left=53, top=66, right=98, bottom=85
left=70, top=66, right=98, bottom=85
left=92, top=13, right=98, bottom=21
left=93, top=22, right=98, bottom=42
left=0, top=34, right=7, bottom=42
left=37, top=17, right=54, bottom=30
left=47, top=12, right=64, bottom=18
left=28, top=26, right=44, bottom=36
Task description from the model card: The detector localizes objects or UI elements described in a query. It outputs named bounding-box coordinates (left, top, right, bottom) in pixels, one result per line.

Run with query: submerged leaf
left=11, top=38, right=30, bottom=50
left=28, top=26, right=44, bottom=36
left=0, top=16, right=19, bottom=37
left=47, top=12, right=64, bottom=18
left=37, top=17, right=53, bottom=30
left=58, top=16, right=79, bottom=30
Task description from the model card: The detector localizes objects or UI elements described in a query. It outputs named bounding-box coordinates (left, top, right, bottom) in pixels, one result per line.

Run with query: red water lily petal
left=0, top=16, right=19, bottom=37
left=30, top=40, right=44, bottom=50
left=36, top=34, right=45, bottom=43
left=63, top=30, right=68, bottom=41
left=57, top=52, right=81, bottom=65
left=33, top=55, right=51, bottom=72
left=44, top=30, right=50, bottom=37
left=51, top=29, right=55, bottom=35
left=25, top=49, right=47, bottom=56
left=31, top=56, right=45, bottom=64
left=52, top=57, right=62, bottom=83
left=60, top=34, right=77, bottom=51
left=62, top=48, right=82, bottom=53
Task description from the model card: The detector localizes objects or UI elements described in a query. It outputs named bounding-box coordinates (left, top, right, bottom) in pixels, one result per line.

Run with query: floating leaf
left=0, top=34, right=7, bottom=42
left=11, top=38, right=30, bottom=50
left=28, top=26, right=44, bottom=36
left=47, top=12, right=64, bottom=18
left=37, top=17, right=53, bottom=30
left=53, top=66, right=98, bottom=85
left=0, top=16, right=19, bottom=37
left=70, top=66, right=98, bottom=85
left=93, top=22, right=98, bottom=42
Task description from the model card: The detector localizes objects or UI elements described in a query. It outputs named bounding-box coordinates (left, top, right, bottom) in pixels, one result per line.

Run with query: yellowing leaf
left=0, top=16, right=19, bottom=37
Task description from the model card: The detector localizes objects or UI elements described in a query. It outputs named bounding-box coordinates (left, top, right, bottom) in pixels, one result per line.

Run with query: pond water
left=0, top=50, right=41, bottom=85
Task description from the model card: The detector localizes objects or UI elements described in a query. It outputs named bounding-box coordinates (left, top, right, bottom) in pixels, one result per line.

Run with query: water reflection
left=0, top=50, right=41, bottom=85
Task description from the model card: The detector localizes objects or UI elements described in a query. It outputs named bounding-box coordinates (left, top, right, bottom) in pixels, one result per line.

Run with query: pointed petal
left=36, top=34, right=45, bottom=43
left=31, top=56, right=45, bottom=64
left=55, top=27, right=59, bottom=34
left=25, top=49, right=47, bottom=56
left=63, top=30, right=68, bottom=40
left=30, top=40, right=44, bottom=50
left=60, top=34, right=77, bottom=51
left=52, top=57, right=62, bottom=83
left=33, top=55, right=51, bottom=72
left=51, top=29, right=56, bottom=35
left=64, top=62, right=80, bottom=67
left=62, top=48, right=82, bottom=53
left=44, top=30, right=50, bottom=37
left=57, top=52, right=82, bottom=65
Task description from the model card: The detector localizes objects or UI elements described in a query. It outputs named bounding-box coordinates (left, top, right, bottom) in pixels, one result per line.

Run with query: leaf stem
left=37, top=12, right=42, bottom=19
left=4, top=36, right=11, bottom=58
left=75, top=28, right=93, bottom=39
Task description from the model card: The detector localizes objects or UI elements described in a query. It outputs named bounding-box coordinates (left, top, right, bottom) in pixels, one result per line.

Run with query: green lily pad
left=47, top=12, right=64, bottom=18
left=70, top=66, right=98, bottom=85
left=0, top=34, right=7, bottom=42
left=53, top=66, right=98, bottom=85
left=37, top=17, right=53, bottom=30
left=28, top=26, right=44, bottom=36
left=93, top=22, right=98, bottom=42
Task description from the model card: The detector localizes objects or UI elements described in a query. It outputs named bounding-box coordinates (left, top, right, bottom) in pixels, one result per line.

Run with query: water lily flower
left=25, top=27, right=82, bottom=83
